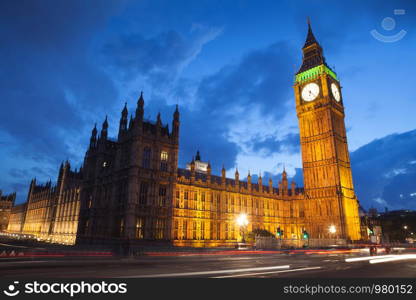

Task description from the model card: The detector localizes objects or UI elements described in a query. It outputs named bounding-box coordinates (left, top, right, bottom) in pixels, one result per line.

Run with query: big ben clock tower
left=294, top=20, right=361, bottom=241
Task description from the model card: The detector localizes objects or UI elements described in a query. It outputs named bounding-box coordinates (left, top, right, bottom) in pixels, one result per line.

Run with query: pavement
left=1, top=241, right=416, bottom=278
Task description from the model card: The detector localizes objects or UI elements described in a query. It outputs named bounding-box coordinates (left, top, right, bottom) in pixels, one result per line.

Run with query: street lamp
left=236, top=213, right=249, bottom=244
left=328, top=225, right=337, bottom=238
left=403, top=225, right=410, bottom=241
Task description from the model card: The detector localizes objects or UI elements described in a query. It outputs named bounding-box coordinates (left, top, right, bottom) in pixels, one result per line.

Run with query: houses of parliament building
left=3, top=22, right=362, bottom=248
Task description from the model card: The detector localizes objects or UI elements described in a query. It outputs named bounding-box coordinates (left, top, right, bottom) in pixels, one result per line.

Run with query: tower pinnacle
left=303, top=17, right=319, bottom=49
left=297, top=19, right=326, bottom=74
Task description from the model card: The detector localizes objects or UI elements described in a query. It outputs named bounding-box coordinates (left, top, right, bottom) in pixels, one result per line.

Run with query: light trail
left=120, top=265, right=290, bottom=278
left=211, top=266, right=323, bottom=278
left=369, top=254, right=416, bottom=264
left=345, top=255, right=396, bottom=262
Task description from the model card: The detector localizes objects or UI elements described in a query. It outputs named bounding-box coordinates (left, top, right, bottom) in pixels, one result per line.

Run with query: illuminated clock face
left=301, top=82, right=320, bottom=102
left=331, top=83, right=341, bottom=102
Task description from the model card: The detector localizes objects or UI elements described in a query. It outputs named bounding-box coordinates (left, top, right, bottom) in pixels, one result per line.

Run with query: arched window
left=139, top=182, right=148, bottom=205
left=142, top=147, right=151, bottom=168
left=160, top=150, right=168, bottom=171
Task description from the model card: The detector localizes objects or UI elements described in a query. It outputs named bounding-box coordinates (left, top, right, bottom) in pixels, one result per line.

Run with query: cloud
left=197, top=42, right=295, bottom=117
left=351, top=129, right=416, bottom=210
left=101, top=25, right=223, bottom=92
left=384, top=168, right=407, bottom=178
left=0, top=1, right=127, bottom=202
left=252, top=133, right=300, bottom=156
left=182, top=41, right=297, bottom=173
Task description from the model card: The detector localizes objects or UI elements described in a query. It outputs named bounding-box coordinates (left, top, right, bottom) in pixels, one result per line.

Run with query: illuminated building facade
left=5, top=22, right=361, bottom=247
left=174, top=159, right=304, bottom=247
left=0, top=191, right=16, bottom=231
left=6, top=162, right=82, bottom=244
left=7, top=203, right=26, bottom=233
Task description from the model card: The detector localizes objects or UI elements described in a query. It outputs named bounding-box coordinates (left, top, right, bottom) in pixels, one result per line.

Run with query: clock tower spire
left=294, top=20, right=361, bottom=241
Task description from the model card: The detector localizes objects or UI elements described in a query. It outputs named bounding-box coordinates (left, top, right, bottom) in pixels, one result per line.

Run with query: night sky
left=1, top=0, right=415, bottom=210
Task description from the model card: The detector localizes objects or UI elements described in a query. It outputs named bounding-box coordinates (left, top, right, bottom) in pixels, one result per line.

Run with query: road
left=1, top=244, right=416, bottom=278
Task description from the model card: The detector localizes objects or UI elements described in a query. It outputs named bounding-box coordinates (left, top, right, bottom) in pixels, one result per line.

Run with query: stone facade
left=76, top=94, right=179, bottom=247
left=0, top=191, right=16, bottom=231
left=6, top=162, right=81, bottom=244
left=173, top=165, right=304, bottom=247
left=7, top=203, right=26, bottom=234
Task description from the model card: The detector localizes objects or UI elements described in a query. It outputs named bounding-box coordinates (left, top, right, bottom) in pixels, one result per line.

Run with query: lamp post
left=403, top=225, right=409, bottom=241
left=236, top=213, right=249, bottom=244
left=329, top=225, right=336, bottom=241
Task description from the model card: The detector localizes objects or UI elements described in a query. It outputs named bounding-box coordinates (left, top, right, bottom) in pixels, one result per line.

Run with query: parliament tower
left=294, top=21, right=361, bottom=240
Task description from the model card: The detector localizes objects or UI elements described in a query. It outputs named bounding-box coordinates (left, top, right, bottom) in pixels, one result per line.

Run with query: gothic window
left=139, top=182, right=148, bottom=205
left=160, top=151, right=168, bottom=171
left=120, top=218, right=124, bottom=236
left=175, top=190, right=180, bottom=208
left=142, top=147, right=151, bottom=168
left=156, top=219, right=165, bottom=239
left=192, top=221, right=197, bottom=239
left=201, top=192, right=205, bottom=210
left=183, top=220, right=188, bottom=240
left=200, top=221, right=205, bottom=240
left=88, top=195, right=92, bottom=209
left=159, top=186, right=167, bottom=206
left=174, top=220, right=178, bottom=239
left=136, top=218, right=144, bottom=239
left=299, top=203, right=305, bottom=218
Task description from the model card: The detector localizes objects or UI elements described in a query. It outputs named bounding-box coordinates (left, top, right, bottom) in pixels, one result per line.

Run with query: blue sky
left=0, top=0, right=415, bottom=208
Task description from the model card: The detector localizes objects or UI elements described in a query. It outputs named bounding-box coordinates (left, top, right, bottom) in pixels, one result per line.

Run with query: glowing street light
left=329, top=225, right=336, bottom=234
left=236, top=213, right=249, bottom=244
left=403, top=225, right=408, bottom=230
left=236, top=213, right=249, bottom=227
